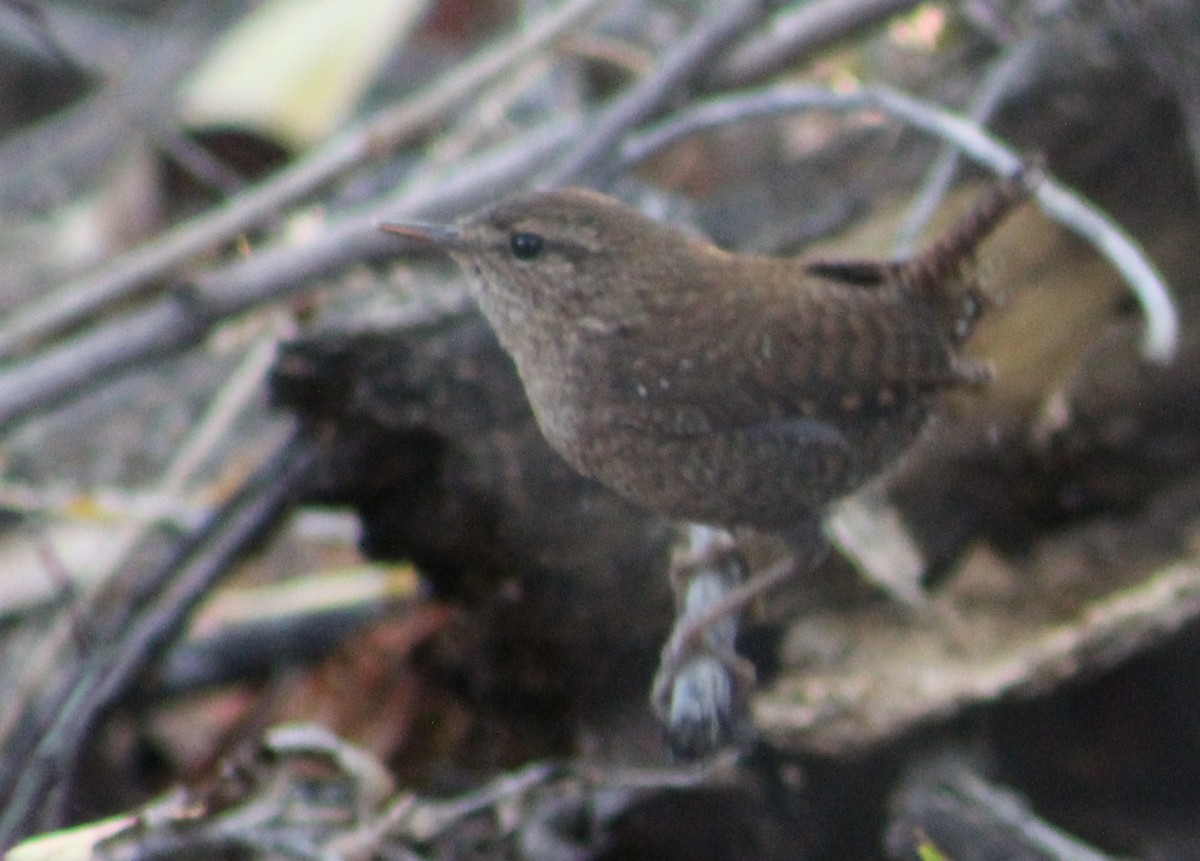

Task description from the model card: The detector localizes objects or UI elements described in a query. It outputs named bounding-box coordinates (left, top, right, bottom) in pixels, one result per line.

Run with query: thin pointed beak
left=379, top=220, right=465, bottom=251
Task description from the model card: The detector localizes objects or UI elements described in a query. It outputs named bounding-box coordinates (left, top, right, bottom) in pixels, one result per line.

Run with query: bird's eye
left=509, top=231, right=544, bottom=260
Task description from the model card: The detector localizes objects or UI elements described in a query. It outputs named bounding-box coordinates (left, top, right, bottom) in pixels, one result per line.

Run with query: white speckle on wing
left=636, top=383, right=648, bottom=398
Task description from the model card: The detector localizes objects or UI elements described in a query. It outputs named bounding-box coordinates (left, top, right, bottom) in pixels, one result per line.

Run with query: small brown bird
left=384, top=174, right=1033, bottom=756
left=382, top=175, right=1030, bottom=535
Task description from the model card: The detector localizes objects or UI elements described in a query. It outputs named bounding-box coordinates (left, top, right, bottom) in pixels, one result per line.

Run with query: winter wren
left=382, top=174, right=1031, bottom=533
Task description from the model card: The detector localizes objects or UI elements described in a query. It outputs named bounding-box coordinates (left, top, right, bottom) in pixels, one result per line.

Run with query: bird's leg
left=652, top=525, right=751, bottom=759
left=652, top=521, right=828, bottom=758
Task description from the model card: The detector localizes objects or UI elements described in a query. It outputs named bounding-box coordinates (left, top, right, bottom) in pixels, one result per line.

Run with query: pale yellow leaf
left=180, top=0, right=430, bottom=148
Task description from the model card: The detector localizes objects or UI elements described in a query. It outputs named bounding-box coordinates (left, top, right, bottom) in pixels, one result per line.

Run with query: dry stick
left=401, top=55, right=558, bottom=203
left=0, top=3, right=235, bottom=214
left=155, top=124, right=251, bottom=197
left=0, top=481, right=204, bottom=527
left=893, top=32, right=1044, bottom=254
left=0, top=0, right=608, bottom=361
left=615, top=83, right=1180, bottom=364
left=77, top=336, right=282, bottom=580
left=89, top=830, right=324, bottom=861
left=706, top=0, right=922, bottom=90
left=890, top=0, right=1075, bottom=252
left=0, top=118, right=579, bottom=428
left=0, top=436, right=314, bottom=850
left=540, top=0, right=768, bottom=186
left=2, top=2, right=195, bottom=80
left=0, top=337, right=285, bottom=755
left=0, top=84, right=1178, bottom=426
left=951, top=771, right=1118, bottom=861
left=2, top=1, right=84, bottom=72
left=389, top=761, right=561, bottom=845
left=2, top=368, right=289, bottom=809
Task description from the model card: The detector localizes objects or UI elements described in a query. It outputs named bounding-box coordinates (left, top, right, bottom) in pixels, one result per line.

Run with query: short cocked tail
left=805, top=165, right=1039, bottom=302
left=897, top=165, right=1037, bottom=300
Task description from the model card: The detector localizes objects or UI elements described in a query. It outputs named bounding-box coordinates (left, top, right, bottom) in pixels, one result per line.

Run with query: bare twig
left=0, top=3, right=237, bottom=215
left=707, top=0, right=922, bottom=89
left=23, top=737, right=734, bottom=861
left=400, top=56, right=559, bottom=202
left=80, top=333, right=282, bottom=582
left=152, top=567, right=422, bottom=697
left=616, top=83, right=1180, bottom=363
left=540, top=0, right=767, bottom=185
left=1035, top=176, right=1179, bottom=363
left=154, top=125, right=250, bottom=197
left=0, top=329, right=285, bottom=765
left=890, top=754, right=1120, bottom=861
left=951, top=772, right=1118, bottom=861
left=0, top=0, right=609, bottom=360
left=0, top=337, right=293, bottom=770
left=893, top=32, right=1045, bottom=253
left=1, top=77, right=1181, bottom=429
left=0, top=2, right=172, bottom=77
left=0, top=0, right=85, bottom=71
left=385, top=761, right=562, bottom=845
left=0, top=118, right=579, bottom=428
left=0, top=434, right=314, bottom=850
left=0, top=76, right=1181, bottom=432
left=0, top=480, right=203, bottom=531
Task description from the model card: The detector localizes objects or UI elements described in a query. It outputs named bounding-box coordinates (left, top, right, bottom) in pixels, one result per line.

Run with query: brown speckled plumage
left=383, top=175, right=1031, bottom=532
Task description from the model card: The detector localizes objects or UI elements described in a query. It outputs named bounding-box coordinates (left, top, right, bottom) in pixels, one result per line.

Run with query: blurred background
left=1, top=1, right=1199, bottom=859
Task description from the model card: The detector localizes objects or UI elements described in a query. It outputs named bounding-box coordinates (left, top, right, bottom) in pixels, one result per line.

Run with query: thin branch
left=154, top=125, right=249, bottom=197
left=1035, top=174, right=1179, bottom=363
left=0, top=118, right=579, bottom=428
left=893, top=32, right=1045, bottom=253
left=952, top=772, right=1118, bottom=861
left=894, top=0, right=1076, bottom=251
left=75, top=334, right=282, bottom=586
left=615, top=83, right=1181, bottom=363
left=706, top=0, right=922, bottom=90
left=0, top=3, right=237, bottom=214
left=0, top=481, right=201, bottom=530
left=540, top=0, right=767, bottom=185
left=152, top=567, right=422, bottom=697
left=892, top=754, right=1121, bottom=861
left=399, top=55, right=558, bottom=203
left=0, top=434, right=314, bottom=849
left=0, top=0, right=609, bottom=361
